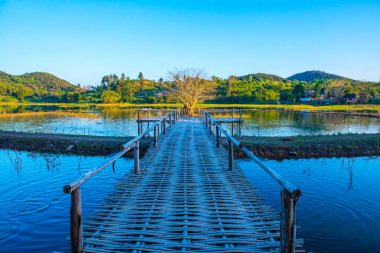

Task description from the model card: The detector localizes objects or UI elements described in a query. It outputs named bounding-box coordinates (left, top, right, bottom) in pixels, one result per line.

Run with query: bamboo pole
left=134, top=141, right=140, bottom=174
left=154, top=125, right=158, bottom=147
left=137, top=110, right=141, bottom=135
left=228, top=139, right=233, bottom=170
left=281, top=189, right=299, bottom=253
left=239, top=109, right=242, bottom=136
left=70, top=188, right=83, bottom=253
left=216, top=125, right=220, bottom=148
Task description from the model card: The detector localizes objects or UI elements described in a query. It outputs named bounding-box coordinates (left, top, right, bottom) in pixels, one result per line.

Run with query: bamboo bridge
left=63, top=110, right=303, bottom=253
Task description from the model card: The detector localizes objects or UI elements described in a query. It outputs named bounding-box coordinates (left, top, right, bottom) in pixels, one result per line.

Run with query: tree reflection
left=340, top=158, right=355, bottom=191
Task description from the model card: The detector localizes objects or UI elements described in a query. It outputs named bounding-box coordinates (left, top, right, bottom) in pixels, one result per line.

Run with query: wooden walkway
left=82, top=119, right=282, bottom=252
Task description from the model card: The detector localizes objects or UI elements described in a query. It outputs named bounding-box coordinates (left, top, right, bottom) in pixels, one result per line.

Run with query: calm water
left=0, top=106, right=378, bottom=136
left=230, top=110, right=379, bottom=136
left=1, top=149, right=379, bottom=252
left=0, top=149, right=133, bottom=252
left=240, top=156, right=380, bottom=253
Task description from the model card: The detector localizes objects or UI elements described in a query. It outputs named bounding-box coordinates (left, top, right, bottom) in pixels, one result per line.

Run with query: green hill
left=287, top=70, right=351, bottom=82
left=0, top=71, right=81, bottom=101
left=236, top=73, right=286, bottom=82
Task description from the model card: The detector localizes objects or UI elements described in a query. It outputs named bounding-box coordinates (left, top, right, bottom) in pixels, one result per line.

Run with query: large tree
left=101, top=90, right=121, bottom=103
left=169, top=69, right=215, bottom=115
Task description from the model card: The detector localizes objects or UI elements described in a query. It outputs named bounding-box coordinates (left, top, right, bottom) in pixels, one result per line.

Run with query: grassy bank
left=0, top=111, right=101, bottom=118
left=0, top=102, right=379, bottom=113
left=236, top=134, right=380, bottom=160
left=0, top=131, right=152, bottom=157
left=1, top=130, right=378, bottom=160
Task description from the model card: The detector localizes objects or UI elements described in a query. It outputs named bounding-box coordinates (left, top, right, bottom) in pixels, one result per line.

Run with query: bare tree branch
left=168, top=69, right=215, bottom=115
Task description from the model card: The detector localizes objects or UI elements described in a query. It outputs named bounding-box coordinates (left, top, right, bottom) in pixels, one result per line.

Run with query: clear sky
left=0, top=0, right=379, bottom=85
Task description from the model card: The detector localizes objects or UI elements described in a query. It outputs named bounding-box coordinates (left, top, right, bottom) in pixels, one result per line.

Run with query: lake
left=0, top=106, right=378, bottom=136
left=0, top=150, right=133, bottom=252
left=0, top=105, right=379, bottom=252
left=1, top=149, right=379, bottom=252
left=240, top=156, right=380, bottom=253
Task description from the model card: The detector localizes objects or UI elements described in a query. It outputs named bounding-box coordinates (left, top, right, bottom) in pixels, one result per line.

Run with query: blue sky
left=0, top=0, right=379, bottom=85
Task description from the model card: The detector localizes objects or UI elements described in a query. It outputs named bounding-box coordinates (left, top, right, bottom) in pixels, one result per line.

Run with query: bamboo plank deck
left=82, top=119, right=282, bottom=252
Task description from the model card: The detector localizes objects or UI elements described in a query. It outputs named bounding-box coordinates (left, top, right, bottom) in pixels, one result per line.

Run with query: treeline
left=86, top=72, right=176, bottom=104
left=0, top=70, right=379, bottom=104
left=211, top=75, right=380, bottom=104
left=89, top=72, right=380, bottom=104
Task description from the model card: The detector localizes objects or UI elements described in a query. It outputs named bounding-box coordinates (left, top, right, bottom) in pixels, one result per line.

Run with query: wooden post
left=231, top=123, right=234, bottom=136
left=134, top=141, right=140, bottom=174
left=154, top=125, right=158, bottom=147
left=70, top=188, right=83, bottom=253
left=239, top=109, right=242, bottom=137
left=280, top=189, right=299, bottom=253
left=228, top=139, right=233, bottom=170
left=205, top=115, right=208, bottom=127
left=173, top=111, right=176, bottom=124
left=169, top=113, right=172, bottom=127
left=209, top=118, right=212, bottom=135
left=216, top=125, right=220, bottom=148
left=137, top=110, right=141, bottom=135
left=163, top=118, right=166, bottom=135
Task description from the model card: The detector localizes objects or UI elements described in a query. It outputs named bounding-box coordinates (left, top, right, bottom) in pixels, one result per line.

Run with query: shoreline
left=235, top=134, right=380, bottom=160
left=0, top=131, right=379, bottom=160
left=0, top=131, right=152, bottom=157
left=0, top=102, right=379, bottom=118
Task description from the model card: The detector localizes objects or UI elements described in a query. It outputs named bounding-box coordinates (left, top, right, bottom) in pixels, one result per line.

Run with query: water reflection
left=0, top=106, right=378, bottom=137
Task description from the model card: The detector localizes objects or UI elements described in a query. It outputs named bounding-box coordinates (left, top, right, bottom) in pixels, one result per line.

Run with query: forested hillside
left=287, top=70, right=349, bottom=82
left=0, top=71, right=82, bottom=102
left=0, top=70, right=379, bottom=104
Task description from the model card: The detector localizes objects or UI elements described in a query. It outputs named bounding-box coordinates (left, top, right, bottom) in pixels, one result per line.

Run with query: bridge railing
left=203, top=111, right=301, bottom=253
left=63, top=110, right=178, bottom=253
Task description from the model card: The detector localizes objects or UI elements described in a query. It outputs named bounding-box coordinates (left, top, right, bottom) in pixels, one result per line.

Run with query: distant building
left=154, top=90, right=170, bottom=97
left=342, top=94, right=357, bottom=104
left=300, top=97, right=312, bottom=103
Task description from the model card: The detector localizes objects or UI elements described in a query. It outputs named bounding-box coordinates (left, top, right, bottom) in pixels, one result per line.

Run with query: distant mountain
left=236, top=73, right=286, bottom=82
left=0, top=71, right=79, bottom=92
left=287, top=70, right=351, bottom=82
left=0, top=71, right=83, bottom=101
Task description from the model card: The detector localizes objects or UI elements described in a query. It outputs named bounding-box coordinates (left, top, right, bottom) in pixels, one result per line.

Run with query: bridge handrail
left=63, top=109, right=178, bottom=253
left=63, top=111, right=174, bottom=194
left=203, top=111, right=301, bottom=253
left=203, top=111, right=300, bottom=195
